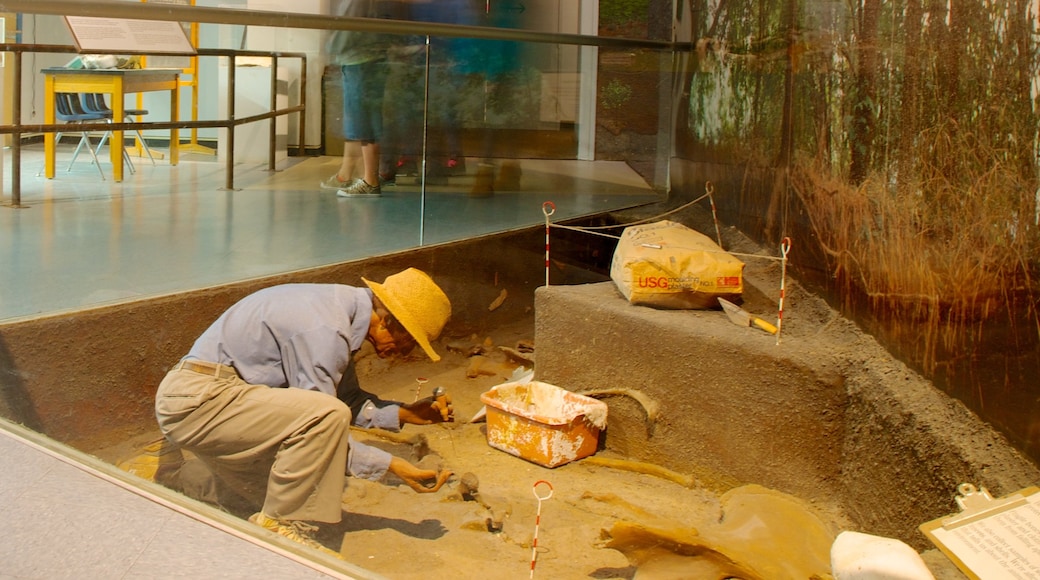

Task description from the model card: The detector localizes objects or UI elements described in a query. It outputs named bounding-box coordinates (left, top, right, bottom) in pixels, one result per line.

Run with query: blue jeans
left=340, top=59, right=388, bottom=142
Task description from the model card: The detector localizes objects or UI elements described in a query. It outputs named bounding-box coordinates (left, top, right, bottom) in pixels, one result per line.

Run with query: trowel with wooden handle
left=718, top=297, right=778, bottom=335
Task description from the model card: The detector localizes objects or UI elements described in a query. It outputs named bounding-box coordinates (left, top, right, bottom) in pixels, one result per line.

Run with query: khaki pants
left=155, top=362, right=351, bottom=523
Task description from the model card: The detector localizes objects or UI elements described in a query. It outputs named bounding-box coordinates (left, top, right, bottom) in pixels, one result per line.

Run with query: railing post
left=268, top=54, right=277, bottom=171
left=223, top=54, right=236, bottom=191
left=10, top=50, right=22, bottom=207
left=298, top=55, right=306, bottom=156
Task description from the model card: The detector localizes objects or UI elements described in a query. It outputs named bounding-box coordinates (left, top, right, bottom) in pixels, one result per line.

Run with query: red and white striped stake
left=530, top=480, right=554, bottom=578
left=776, top=237, right=792, bottom=345
left=541, top=202, right=556, bottom=286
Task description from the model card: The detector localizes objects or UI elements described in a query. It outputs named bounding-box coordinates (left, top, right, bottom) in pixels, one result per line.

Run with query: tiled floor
left=0, top=143, right=659, bottom=321
left=0, top=142, right=659, bottom=577
left=0, top=418, right=378, bottom=579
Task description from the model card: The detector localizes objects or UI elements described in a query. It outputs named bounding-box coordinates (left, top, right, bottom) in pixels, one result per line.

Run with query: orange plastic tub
left=480, top=381, right=608, bottom=468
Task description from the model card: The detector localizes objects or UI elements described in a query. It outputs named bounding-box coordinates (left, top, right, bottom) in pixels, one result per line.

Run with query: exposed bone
left=350, top=426, right=428, bottom=458
left=577, top=387, right=661, bottom=434
left=488, top=289, right=508, bottom=311
left=497, top=345, right=534, bottom=366
left=577, top=491, right=667, bottom=522
left=466, top=355, right=499, bottom=378
left=446, top=336, right=487, bottom=357
left=582, top=456, right=695, bottom=488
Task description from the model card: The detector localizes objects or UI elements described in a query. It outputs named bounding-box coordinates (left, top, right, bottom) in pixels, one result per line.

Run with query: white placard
left=64, top=16, right=196, bottom=55
left=924, top=488, right=1040, bottom=579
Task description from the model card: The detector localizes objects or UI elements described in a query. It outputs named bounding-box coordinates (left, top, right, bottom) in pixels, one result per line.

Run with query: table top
left=42, top=67, right=180, bottom=77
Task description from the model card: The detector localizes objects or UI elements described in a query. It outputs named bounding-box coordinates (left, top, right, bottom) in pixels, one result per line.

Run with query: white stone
left=831, top=530, right=935, bottom=580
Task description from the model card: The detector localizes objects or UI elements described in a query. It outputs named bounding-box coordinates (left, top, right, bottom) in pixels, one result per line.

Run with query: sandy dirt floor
left=105, top=304, right=967, bottom=579
left=104, top=221, right=971, bottom=578
left=333, top=327, right=730, bottom=579
left=322, top=237, right=969, bottom=579
left=320, top=317, right=848, bottom=579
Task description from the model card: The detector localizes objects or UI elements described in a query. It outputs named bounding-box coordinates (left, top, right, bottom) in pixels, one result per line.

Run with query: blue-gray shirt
left=185, top=283, right=397, bottom=479
left=188, top=284, right=371, bottom=394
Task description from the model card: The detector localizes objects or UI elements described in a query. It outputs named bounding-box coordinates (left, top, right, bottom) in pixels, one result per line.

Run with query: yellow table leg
left=44, top=78, right=55, bottom=179
left=170, top=77, right=179, bottom=166
left=111, top=78, right=125, bottom=182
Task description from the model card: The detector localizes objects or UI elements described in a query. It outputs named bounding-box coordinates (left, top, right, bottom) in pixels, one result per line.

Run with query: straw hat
left=363, top=268, right=451, bottom=362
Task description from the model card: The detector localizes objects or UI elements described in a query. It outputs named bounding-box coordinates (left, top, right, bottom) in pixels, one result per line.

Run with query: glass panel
left=415, top=32, right=668, bottom=247
left=672, top=0, right=1040, bottom=464
left=0, top=3, right=664, bottom=320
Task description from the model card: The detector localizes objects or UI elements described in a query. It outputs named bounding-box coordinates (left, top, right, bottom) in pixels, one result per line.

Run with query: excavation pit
left=1, top=230, right=1037, bottom=578
left=533, top=279, right=1040, bottom=558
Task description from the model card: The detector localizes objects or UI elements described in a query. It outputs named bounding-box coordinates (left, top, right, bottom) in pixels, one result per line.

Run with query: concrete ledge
left=533, top=281, right=1040, bottom=548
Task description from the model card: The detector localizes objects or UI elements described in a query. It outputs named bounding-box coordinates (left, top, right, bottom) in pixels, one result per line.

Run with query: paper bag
left=610, top=220, right=744, bottom=309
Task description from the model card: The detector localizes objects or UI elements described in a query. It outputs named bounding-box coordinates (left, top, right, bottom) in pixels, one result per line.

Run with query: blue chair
left=54, top=92, right=107, bottom=179
left=74, top=94, right=136, bottom=175
left=80, top=93, right=156, bottom=168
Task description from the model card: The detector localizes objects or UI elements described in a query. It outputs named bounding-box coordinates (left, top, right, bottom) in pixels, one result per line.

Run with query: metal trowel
left=718, top=297, right=778, bottom=335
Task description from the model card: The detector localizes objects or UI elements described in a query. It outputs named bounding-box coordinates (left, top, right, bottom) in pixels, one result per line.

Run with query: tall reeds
left=790, top=134, right=1039, bottom=376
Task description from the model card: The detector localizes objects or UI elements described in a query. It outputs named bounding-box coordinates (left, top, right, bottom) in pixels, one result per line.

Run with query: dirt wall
left=0, top=230, right=550, bottom=450
left=533, top=282, right=847, bottom=501
left=532, top=277, right=1040, bottom=549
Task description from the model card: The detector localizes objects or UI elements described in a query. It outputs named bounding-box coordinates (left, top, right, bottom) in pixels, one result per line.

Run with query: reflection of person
left=154, top=268, right=454, bottom=557
left=453, top=0, right=527, bottom=197
left=377, top=13, right=425, bottom=186
left=321, top=0, right=400, bottom=197
left=379, top=0, right=469, bottom=185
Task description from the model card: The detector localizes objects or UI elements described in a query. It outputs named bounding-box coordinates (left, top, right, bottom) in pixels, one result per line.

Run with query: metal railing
left=0, top=0, right=672, bottom=50
left=0, top=0, right=682, bottom=206
left=0, top=43, right=306, bottom=205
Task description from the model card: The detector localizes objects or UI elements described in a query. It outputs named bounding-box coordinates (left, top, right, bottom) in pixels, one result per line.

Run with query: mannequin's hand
left=399, top=394, right=454, bottom=425
left=388, top=457, right=452, bottom=493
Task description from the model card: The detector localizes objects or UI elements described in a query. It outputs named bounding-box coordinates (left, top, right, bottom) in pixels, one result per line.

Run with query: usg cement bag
left=610, top=220, right=744, bottom=309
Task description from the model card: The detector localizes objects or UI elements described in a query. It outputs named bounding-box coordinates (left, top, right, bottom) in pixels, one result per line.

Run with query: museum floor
left=0, top=141, right=659, bottom=321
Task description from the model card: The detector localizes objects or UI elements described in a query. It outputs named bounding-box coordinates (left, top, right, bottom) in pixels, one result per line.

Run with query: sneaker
left=445, top=156, right=466, bottom=175
left=248, top=512, right=342, bottom=559
left=378, top=172, right=396, bottom=187
left=396, top=157, right=418, bottom=176
left=337, top=179, right=381, bottom=197
left=319, top=173, right=351, bottom=190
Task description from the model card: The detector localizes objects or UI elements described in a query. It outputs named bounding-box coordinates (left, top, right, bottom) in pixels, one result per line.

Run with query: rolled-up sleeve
left=355, top=399, right=402, bottom=431
left=347, top=437, right=392, bottom=481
